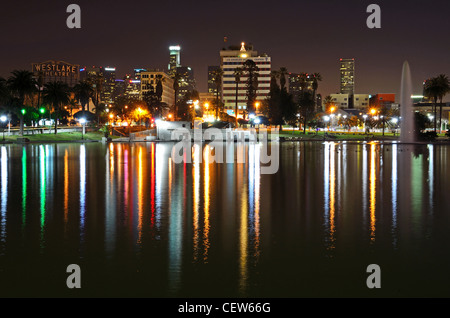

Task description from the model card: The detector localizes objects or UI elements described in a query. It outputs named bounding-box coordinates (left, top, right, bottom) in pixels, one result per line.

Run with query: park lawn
left=278, top=130, right=399, bottom=140
left=2, top=131, right=109, bottom=142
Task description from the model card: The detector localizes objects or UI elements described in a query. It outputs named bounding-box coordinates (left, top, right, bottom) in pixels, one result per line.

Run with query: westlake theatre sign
left=32, top=60, right=80, bottom=86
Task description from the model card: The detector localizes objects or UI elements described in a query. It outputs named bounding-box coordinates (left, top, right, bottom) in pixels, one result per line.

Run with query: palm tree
left=172, top=72, right=181, bottom=120
left=35, top=71, right=45, bottom=108
left=7, top=70, right=36, bottom=135
left=0, top=77, right=9, bottom=104
left=212, top=68, right=224, bottom=120
left=311, top=73, right=322, bottom=111
left=242, top=60, right=259, bottom=116
left=43, top=81, right=70, bottom=134
left=155, top=74, right=165, bottom=101
left=67, top=98, right=79, bottom=117
left=90, top=74, right=104, bottom=109
left=324, top=95, right=335, bottom=113
left=278, top=67, right=289, bottom=91
left=424, top=77, right=443, bottom=133
left=73, top=80, right=94, bottom=112
left=233, top=67, right=243, bottom=126
left=436, top=74, right=450, bottom=132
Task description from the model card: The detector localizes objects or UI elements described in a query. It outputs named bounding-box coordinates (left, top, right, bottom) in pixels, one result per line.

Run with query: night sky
left=1, top=0, right=449, bottom=101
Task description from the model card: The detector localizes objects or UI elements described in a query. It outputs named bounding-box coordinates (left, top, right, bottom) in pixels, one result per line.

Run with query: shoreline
left=2, top=137, right=450, bottom=145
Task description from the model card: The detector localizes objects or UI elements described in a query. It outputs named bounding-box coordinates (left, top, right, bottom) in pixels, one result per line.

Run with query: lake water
left=0, top=141, right=449, bottom=297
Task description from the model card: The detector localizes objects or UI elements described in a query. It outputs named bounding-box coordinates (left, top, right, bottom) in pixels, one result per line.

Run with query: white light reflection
left=80, top=144, right=86, bottom=245
left=168, top=155, right=183, bottom=294
left=391, top=143, right=398, bottom=248
left=192, top=143, right=200, bottom=261
left=0, top=146, right=7, bottom=253
left=428, top=144, right=434, bottom=213
left=323, top=142, right=336, bottom=251
left=105, top=143, right=116, bottom=257
left=39, top=145, right=46, bottom=249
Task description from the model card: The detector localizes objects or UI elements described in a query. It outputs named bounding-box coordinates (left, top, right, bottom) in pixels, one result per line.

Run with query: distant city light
left=169, top=45, right=181, bottom=51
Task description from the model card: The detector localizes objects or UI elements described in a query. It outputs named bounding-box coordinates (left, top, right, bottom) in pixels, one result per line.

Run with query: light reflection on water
left=0, top=141, right=450, bottom=297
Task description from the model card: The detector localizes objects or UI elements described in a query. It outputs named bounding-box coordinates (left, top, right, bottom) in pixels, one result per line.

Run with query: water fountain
left=399, top=61, right=416, bottom=143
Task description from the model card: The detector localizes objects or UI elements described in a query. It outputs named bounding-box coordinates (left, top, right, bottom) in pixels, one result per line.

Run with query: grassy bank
left=278, top=130, right=449, bottom=141
left=0, top=131, right=111, bottom=143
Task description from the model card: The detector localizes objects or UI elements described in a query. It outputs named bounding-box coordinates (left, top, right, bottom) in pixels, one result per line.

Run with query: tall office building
left=175, top=66, right=196, bottom=101
left=340, top=58, right=355, bottom=96
left=101, top=67, right=116, bottom=105
left=168, top=45, right=181, bottom=77
left=208, top=66, right=220, bottom=96
left=123, top=74, right=141, bottom=100
left=79, top=65, right=116, bottom=105
left=220, top=42, right=271, bottom=117
left=289, top=73, right=314, bottom=102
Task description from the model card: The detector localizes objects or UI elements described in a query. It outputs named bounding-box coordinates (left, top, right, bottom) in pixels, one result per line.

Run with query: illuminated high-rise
left=168, top=45, right=181, bottom=77
left=340, top=58, right=355, bottom=96
left=220, top=42, right=271, bottom=117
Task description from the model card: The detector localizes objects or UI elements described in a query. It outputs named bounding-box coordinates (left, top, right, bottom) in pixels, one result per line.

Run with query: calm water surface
left=0, top=141, right=450, bottom=297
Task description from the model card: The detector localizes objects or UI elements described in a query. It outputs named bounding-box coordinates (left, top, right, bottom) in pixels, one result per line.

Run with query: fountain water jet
left=399, top=61, right=416, bottom=143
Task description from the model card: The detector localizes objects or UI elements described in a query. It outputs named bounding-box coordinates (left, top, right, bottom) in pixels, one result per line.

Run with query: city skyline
left=1, top=1, right=449, bottom=101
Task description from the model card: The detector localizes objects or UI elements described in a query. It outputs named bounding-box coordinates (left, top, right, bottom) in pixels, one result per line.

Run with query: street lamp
left=323, top=115, right=330, bottom=131
left=1, top=116, right=6, bottom=141
left=79, top=118, right=86, bottom=140
left=363, top=114, right=368, bottom=132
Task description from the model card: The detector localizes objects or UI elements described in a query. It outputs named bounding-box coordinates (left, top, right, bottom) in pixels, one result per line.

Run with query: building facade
left=353, top=94, right=370, bottom=109
left=140, top=70, right=175, bottom=107
left=220, top=43, right=271, bottom=117
left=330, top=93, right=350, bottom=109
left=32, top=60, right=80, bottom=87
left=369, top=93, right=396, bottom=109
left=207, top=66, right=220, bottom=97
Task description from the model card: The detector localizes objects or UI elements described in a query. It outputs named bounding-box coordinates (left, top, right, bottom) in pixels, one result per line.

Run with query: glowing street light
left=363, top=114, right=368, bottom=132
left=79, top=118, right=86, bottom=140
left=1, top=116, right=7, bottom=141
